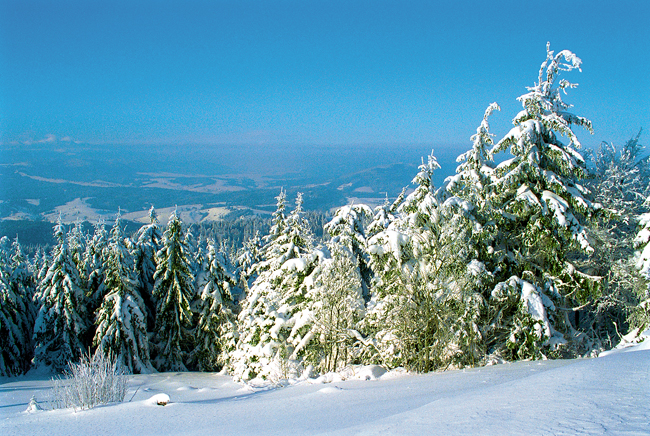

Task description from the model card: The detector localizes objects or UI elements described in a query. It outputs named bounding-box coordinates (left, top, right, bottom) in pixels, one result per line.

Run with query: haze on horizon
left=1, top=0, right=649, bottom=150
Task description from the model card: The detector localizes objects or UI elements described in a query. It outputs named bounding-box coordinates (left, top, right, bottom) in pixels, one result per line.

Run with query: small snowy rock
left=148, top=393, right=171, bottom=406
left=355, top=365, right=387, bottom=381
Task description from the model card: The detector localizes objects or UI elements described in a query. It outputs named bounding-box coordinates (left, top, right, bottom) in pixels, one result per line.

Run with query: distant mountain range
left=1, top=141, right=465, bottom=224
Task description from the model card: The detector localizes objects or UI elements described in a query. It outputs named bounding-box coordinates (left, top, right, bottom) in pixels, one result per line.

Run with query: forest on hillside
left=1, top=45, right=649, bottom=380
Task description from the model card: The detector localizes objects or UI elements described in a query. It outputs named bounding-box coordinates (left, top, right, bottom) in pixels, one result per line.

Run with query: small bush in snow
left=51, top=352, right=128, bottom=410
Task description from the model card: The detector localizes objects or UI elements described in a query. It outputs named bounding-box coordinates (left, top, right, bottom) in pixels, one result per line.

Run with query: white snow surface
left=2, top=344, right=649, bottom=435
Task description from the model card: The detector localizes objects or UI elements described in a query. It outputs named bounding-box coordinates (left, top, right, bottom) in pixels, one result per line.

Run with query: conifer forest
left=1, top=45, right=649, bottom=380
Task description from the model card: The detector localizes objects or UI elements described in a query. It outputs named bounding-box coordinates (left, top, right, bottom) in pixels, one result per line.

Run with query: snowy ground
left=2, top=343, right=648, bottom=435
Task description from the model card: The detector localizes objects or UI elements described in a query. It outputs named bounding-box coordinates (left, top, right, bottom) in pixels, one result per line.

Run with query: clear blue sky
left=1, top=0, right=648, bottom=150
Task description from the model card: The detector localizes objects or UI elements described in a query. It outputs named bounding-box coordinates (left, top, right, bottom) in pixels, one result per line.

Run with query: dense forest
left=1, top=45, right=649, bottom=380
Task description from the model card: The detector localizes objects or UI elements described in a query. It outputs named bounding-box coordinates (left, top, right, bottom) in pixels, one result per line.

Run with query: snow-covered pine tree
left=236, top=230, right=263, bottom=286
left=365, top=196, right=396, bottom=240
left=0, top=237, right=36, bottom=375
left=231, top=192, right=320, bottom=381
left=32, top=217, right=89, bottom=372
left=484, top=43, right=601, bottom=358
left=446, top=103, right=500, bottom=209
left=188, top=239, right=237, bottom=372
left=184, top=225, right=202, bottom=288
left=636, top=209, right=650, bottom=283
left=364, top=153, right=485, bottom=371
left=0, top=236, right=10, bottom=265
left=151, top=211, right=195, bottom=372
left=258, top=189, right=289, bottom=273
left=84, top=221, right=109, bottom=325
left=0, top=243, right=21, bottom=376
left=10, top=237, right=36, bottom=299
left=133, top=206, right=162, bottom=330
left=67, top=220, right=87, bottom=284
left=93, top=212, right=153, bottom=374
left=10, top=238, right=37, bottom=371
left=32, top=248, right=48, bottom=308
left=32, top=246, right=48, bottom=284
left=324, top=204, right=374, bottom=300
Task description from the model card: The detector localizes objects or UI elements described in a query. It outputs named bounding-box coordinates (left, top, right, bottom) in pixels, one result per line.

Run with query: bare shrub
left=51, top=352, right=128, bottom=410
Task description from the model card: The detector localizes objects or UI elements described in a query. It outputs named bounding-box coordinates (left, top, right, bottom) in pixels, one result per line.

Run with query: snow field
left=1, top=344, right=648, bottom=436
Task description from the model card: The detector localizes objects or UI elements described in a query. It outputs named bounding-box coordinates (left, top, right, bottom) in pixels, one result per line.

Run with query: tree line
left=1, top=44, right=649, bottom=380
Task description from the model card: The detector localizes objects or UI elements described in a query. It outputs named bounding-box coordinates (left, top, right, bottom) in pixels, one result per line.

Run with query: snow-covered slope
left=2, top=342, right=648, bottom=435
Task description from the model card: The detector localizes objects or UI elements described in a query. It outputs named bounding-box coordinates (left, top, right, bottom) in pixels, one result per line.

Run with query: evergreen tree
left=366, top=194, right=400, bottom=240
left=231, top=192, right=319, bottom=381
left=151, top=211, right=195, bottom=371
left=446, top=102, right=500, bottom=209
left=184, top=225, right=202, bottom=287
left=0, top=237, right=36, bottom=375
left=84, top=221, right=109, bottom=324
left=465, top=43, right=601, bottom=358
left=67, top=220, right=87, bottom=283
left=133, top=206, right=162, bottom=330
left=32, top=218, right=88, bottom=372
left=636, top=210, right=650, bottom=282
left=324, top=204, right=374, bottom=300
left=188, top=240, right=237, bottom=371
left=236, top=230, right=263, bottom=285
left=32, top=246, right=50, bottom=309
left=364, top=154, right=484, bottom=370
left=588, top=129, right=648, bottom=216
left=32, top=246, right=48, bottom=285
left=93, top=213, right=153, bottom=373
left=11, top=238, right=37, bottom=370
left=0, top=253, right=21, bottom=376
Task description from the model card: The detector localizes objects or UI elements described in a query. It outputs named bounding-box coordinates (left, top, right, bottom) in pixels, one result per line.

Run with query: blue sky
left=1, top=0, right=648, bottom=150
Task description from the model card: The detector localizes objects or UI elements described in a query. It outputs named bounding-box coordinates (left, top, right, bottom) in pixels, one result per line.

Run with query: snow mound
left=600, top=328, right=650, bottom=357
left=345, top=365, right=387, bottom=381
left=317, top=386, right=343, bottom=394
left=175, top=386, right=198, bottom=391
left=310, top=372, right=345, bottom=384
left=379, top=367, right=410, bottom=380
left=307, top=365, right=389, bottom=384
left=24, top=397, right=43, bottom=413
left=147, top=393, right=171, bottom=406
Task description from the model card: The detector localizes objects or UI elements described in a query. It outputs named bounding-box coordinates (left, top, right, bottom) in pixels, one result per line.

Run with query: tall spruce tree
left=133, top=206, right=163, bottom=330
left=32, top=218, right=88, bottom=371
left=0, top=242, right=20, bottom=376
left=236, top=231, right=263, bottom=285
left=189, top=240, right=237, bottom=371
left=324, top=204, right=374, bottom=300
left=0, top=237, right=36, bottom=375
left=231, top=192, right=319, bottom=381
left=93, top=213, right=153, bottom=373
left=84, top=221, right=109, bottom=326
left=10, top=238, right=37, bottom=371
left=474, top=43, right=601, bottom=358
left=151, top=211, right=195, bottom=371
left=67, top=220, right=87, bottom=284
